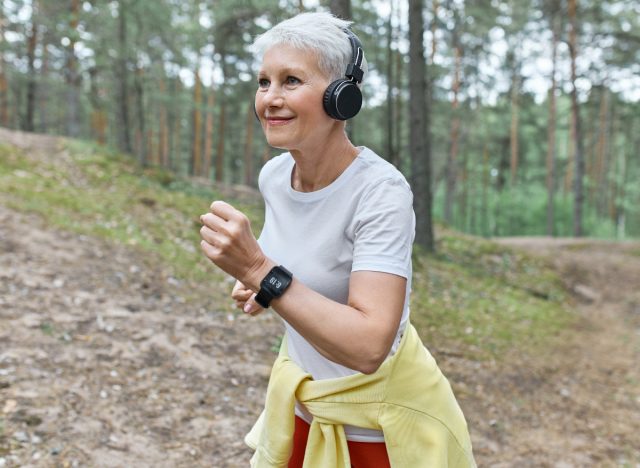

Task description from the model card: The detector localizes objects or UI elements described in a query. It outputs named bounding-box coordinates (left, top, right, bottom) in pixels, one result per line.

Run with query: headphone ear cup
left=323, top=79, right=362, bottom=121
left=323, top=79, right=344, bottom=120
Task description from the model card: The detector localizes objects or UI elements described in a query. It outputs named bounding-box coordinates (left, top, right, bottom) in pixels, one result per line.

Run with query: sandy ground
left=1, top=130, right=639, bottom=467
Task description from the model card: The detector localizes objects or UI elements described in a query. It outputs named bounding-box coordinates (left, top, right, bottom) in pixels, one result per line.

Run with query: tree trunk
left=169, top=78, right=183, bottom=172
left=385, top=0, right=395, bottom=164
left=394, top=28, right=404, bottom=170
left=158, top=77, right=169, bottom=167
left=430, top=0, right=438, bottom=64
left=327, top=0, right=352, bottom=20
left=117, top=0, right=132, bottom=154
left=192, top=69, right=203, bottom=176
left=243, top=101, right=255, bottom=186
left=546, top=10, right=559, bottom=237
left=444, top=39, right=461, bottom=225
left=215, top=53, right=227, bottom=183
left=38, top=25, right=49, bottom=133
left=568, top=0, right=584, bottom=237
left=482, top=142, right=490, bottom=237
left=595, top=85, right=610, bottom=216
left=409, top=0, right=434, bottom=252
left=509, top=71, right=520, bottom=185
left=0, top=7, right=8, bottom=127
left=89, top=67, right=107, bottom=144
left=202, top=82, right=215, bottom=179
left=134, top=65, right=146, bottom=164
left=66, top=0, right=81, bottom=137
left=25, top=0, right=38, bottom=132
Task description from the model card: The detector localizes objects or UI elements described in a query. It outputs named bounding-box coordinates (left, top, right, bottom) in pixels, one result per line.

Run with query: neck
left=290, top=128, right=359, bottom=192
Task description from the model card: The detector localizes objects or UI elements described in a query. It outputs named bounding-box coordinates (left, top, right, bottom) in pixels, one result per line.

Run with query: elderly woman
left=200, top=12, right=475, bottom=468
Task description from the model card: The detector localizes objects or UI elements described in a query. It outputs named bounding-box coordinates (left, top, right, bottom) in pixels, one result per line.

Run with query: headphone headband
left=343, top=29, right=364, bottom=83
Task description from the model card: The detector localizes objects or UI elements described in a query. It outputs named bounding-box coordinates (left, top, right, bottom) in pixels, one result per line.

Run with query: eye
left=285, top=76, right=301, bottom=86
left=258, top=78, right=269, bottom=89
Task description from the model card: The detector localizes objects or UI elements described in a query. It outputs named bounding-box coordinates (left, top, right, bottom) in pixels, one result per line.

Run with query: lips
left=266, top=115, right=295, bottom=126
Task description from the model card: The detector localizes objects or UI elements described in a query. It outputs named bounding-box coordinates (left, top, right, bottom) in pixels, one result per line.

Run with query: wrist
left=244, top=256, right=276, bottom=293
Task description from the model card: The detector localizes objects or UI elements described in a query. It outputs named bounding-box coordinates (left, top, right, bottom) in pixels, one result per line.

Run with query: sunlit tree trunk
left=568, top=0, right=584, bottom=236
left=409, top=0, right=434, bottom=252
left=215, top=53, right=227, bottom=182
left=89, top=67, right=107, bottom=144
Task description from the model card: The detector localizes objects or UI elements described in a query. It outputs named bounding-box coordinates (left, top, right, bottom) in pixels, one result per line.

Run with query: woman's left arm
left=200, top=200, right=406, bottom=375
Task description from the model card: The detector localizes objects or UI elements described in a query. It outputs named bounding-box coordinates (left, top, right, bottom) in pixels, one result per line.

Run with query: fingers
left=210, top=200, right=237, bottom=222
left=231, top=281, right=253, bottom=301
left=242, top=294, right=264, bottom=316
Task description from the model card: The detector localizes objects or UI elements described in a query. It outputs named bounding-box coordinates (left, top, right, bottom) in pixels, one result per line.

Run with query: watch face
left=268, top=276, right=283, bottom=291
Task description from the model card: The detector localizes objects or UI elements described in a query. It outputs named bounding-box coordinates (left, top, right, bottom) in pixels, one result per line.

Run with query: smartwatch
left=255, top=265, right=293, bottom=308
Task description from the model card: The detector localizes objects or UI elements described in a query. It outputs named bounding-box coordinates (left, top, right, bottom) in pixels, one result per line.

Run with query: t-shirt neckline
left=286, top=147, right=368, bottom=202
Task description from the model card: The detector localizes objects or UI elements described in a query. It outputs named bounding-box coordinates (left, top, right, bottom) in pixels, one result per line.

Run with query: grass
left=0, top=138, right=573, bottom=360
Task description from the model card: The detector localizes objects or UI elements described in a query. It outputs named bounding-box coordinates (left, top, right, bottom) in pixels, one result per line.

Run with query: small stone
left=53, top=278, right=65, bottom=288
left=31, top=434, right=42, bottom=444
left=110, top=370, right=119, bottom=377
left=100, top=390, right=108, bottom=399
left=14, top=431, right=29, bottom=443
left=51, top=447, right=62, bottom=456
left=560, top=388, right=571, bottom=398
left=230, top=378, right=239, bottom=386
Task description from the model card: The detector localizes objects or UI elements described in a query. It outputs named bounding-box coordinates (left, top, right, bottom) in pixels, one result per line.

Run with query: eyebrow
left=258, top=66, right=307, bottom=77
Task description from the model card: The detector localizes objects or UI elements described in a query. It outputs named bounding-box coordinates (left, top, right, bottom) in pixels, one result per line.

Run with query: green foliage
left=411, top=229, right=571, bottom=358
left=0, top=139, right=240, bottom=285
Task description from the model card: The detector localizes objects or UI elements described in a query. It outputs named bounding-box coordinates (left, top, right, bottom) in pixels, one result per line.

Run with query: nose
left=257, top=85, right=285, bottom=114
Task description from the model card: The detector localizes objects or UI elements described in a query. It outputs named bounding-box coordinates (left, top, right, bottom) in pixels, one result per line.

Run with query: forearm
left=245, top=261, right=400, bottom=374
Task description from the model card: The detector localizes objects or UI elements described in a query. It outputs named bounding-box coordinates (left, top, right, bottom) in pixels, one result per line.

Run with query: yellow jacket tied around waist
left=245, top=324, right=476, bottom=467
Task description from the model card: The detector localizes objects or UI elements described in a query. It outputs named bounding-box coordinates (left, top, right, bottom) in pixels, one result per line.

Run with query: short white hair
left=252, top=12, right=368, bottom=85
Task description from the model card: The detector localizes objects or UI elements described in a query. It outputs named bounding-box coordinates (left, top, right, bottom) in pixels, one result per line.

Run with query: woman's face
left=255, top=44, right=337, bottom=152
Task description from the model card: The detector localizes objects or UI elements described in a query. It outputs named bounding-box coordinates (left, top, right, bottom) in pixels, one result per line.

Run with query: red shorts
left=288, top=416, right=391, bottom=468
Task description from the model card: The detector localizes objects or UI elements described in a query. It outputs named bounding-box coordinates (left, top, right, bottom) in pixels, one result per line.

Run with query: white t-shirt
left=257, top=146, right=416, bottom=442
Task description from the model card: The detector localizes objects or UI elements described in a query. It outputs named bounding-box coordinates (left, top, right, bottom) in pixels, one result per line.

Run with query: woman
left=200, top=12, right=475, bottom=468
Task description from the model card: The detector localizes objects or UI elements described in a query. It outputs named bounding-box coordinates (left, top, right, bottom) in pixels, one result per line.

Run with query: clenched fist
left=199, top=200, right=274, bottom=292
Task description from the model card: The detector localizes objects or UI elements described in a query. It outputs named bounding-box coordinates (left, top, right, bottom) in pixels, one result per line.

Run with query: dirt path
left=0, top=205, right=282, bottom=467
left=462, top=238, right=640, bottom=467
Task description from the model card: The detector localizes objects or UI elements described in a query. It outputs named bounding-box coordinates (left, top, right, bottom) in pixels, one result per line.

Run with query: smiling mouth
left=266, top=117, right=294, bottom=126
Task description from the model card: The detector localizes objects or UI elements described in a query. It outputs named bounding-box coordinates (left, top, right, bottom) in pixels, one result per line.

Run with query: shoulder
left=354, top=148, right=413, bottom=205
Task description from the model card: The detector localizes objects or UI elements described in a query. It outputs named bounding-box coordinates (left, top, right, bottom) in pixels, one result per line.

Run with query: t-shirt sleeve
left=351, top=178, right=416, bottom=278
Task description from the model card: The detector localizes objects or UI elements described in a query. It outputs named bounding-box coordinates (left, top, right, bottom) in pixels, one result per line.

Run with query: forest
left=1, top=0, right=639, bottom=242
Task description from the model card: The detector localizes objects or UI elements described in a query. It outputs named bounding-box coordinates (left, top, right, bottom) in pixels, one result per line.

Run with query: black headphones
left=254, top=29, right=365, bottom=122
left=322, top=29, right=365, bottom=121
